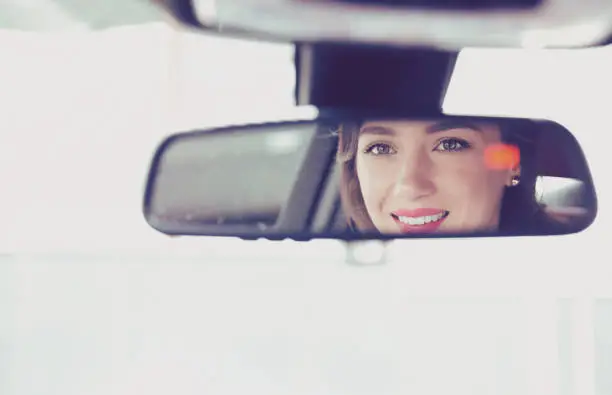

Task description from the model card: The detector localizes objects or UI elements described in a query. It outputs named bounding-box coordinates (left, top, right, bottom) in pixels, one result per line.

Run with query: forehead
left=359, top=119, right=502, bottom=139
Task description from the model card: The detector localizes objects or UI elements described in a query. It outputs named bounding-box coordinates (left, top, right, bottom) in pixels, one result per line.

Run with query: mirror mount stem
left=295, top=43, right=459, bottom=115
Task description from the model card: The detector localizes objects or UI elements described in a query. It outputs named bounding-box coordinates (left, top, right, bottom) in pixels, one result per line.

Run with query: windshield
left=0, top=15, right=610, bottom=395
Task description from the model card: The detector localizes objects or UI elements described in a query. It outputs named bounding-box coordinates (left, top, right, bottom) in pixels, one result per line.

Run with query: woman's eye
left=364, top=143, right=396, bottom=156
left=434, top=138, right=471, bottom=152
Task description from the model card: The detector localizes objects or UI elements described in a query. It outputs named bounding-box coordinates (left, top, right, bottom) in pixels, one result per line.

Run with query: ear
left=505, top=165, right=521, bottom=187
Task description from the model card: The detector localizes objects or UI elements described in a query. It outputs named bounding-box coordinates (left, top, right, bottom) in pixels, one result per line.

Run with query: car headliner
left=0, top=0, right=164, bottom=31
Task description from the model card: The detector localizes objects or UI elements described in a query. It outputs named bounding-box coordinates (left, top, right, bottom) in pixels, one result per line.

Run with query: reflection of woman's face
left=356, top=119, right=518, bottom=234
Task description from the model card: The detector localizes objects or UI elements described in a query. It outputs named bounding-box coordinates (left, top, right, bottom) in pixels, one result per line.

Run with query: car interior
left=4, top=2, right=612, bottom=395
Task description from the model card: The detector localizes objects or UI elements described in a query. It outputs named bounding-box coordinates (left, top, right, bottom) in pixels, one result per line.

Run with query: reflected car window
left=151, top=125, right=317, bottom=227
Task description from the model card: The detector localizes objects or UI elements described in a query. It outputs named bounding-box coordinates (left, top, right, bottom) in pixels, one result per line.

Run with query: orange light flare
left=484, top=143, right=520, bottom=170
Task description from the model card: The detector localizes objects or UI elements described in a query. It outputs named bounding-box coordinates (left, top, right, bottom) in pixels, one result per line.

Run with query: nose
left=392, top=148, right=435, bottom=200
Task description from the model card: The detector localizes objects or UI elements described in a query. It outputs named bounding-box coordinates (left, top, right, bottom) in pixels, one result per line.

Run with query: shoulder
left=532, top=206, right=592, bottom=235
left=539, top=205, right=593, bottom=234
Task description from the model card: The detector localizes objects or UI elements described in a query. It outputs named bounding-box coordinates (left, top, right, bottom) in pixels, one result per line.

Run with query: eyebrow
left=359, top=120, right=484, bottom=136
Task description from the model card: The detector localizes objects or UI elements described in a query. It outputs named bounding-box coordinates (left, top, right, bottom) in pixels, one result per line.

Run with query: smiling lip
left=391, top=208, right=449, bottom=233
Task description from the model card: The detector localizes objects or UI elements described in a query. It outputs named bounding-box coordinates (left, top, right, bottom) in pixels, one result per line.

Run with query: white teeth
left=396, top=212, right=446, bottom=225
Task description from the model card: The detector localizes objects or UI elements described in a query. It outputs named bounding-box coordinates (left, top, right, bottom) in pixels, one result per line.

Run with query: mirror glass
left=144, top=116, right=597, bottom=239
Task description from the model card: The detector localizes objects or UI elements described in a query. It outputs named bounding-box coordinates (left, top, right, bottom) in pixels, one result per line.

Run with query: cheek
left=436, top=158, right=507, bottom=207
left=356, top=159, right=392, bottom=207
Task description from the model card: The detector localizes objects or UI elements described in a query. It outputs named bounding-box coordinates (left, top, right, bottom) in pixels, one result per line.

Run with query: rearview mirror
left=143, top=115, right=597, bottom=240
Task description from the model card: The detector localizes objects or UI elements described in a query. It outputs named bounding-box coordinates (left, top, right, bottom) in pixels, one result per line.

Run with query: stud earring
left=510, top=175, right=520, bottom=187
